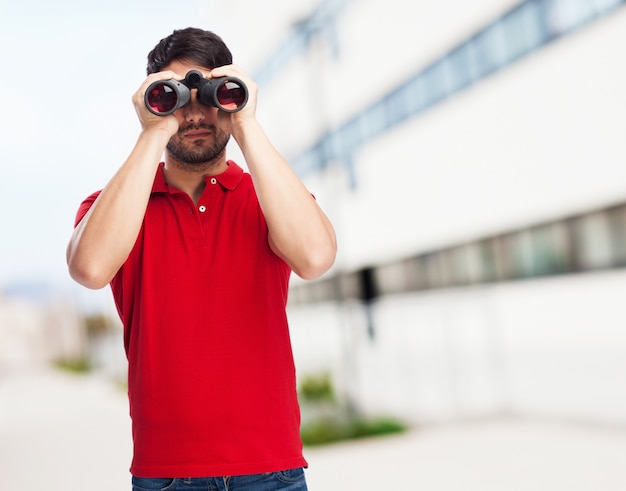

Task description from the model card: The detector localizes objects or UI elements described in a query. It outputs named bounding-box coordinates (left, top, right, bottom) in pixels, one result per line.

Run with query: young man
left=67, top=27, right=336, bottom=490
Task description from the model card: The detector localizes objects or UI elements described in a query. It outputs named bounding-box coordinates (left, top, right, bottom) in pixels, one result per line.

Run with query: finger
left=209, top=64, right=247, bottom=80
left=140, top=70, right=184, bottom=93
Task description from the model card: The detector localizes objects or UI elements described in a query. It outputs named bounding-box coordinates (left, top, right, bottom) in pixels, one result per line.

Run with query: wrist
left=140, top=124, right=176, bottom=144
left=134, top=127, right=173, bottom=163
left=230, top=116, right=261, bottom=144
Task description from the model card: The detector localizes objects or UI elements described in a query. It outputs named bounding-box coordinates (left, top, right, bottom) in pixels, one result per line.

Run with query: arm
left=212, top=66, right=337, bottom=280
left=66, top=72, right=181, bottom=289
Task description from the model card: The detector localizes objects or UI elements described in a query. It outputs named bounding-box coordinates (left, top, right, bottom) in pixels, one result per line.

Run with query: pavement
left=1, top=368, right=626, bottom=490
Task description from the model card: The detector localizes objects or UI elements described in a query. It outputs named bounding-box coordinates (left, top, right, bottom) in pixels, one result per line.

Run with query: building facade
left=233, top=0, right=626, bottom=425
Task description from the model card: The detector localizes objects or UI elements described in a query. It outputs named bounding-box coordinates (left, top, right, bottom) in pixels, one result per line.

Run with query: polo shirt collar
left=152, top=160, right=244, bottom=193
left=205, top=160, right=244, bottom=190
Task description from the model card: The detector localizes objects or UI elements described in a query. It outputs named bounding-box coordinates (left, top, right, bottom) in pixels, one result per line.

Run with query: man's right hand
left=133, top=71, right=182, bottom=137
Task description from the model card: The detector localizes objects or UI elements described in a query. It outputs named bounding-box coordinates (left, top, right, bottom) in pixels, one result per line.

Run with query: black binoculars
left=145, top=70, right=248, bottom=116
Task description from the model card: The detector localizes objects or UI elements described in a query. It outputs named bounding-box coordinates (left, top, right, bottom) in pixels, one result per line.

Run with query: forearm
left=67, top=130, right=170, bottom=289
left=233, top=121, right=337, bottom=279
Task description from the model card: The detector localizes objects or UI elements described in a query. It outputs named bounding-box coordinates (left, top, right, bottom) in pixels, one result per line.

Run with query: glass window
left=473, top=239, right=496, bottom=282
left=444, top=43, right=476, bottom=93
left=318, top=278, right=339, bottom=303
left=469, top=22, right=507, bottom=78
left=361, top=101, right=388, bottom=140
left=336, top=116, right=362, bottom=155
left=375, top=258, right=419, bottom=295
left=436, top=249, right=455, bottom=287
left=375, top=262, right=402, bottom=295
left=417, top=252, right=446, bottom=289
left=312, top=142, right=327, bottom=170
left=322, top=132, right=340, bottom=164
left=337, top=272, right=361, bottom=300
left=607, top=204, right=626, bottom=266
left=592, top=0, right=624, bottom=14
left=545, top=0, right=597, bottom=36
left=502, top=224, right=572, bottom=278
left=529, top=223, right=571, bottom=276
left=404, top=74, right=428, bottom=116
left=413, top=255, right=429, bottom=291
left=384, top=84, right=413, bottom=128
left=505, top=230, right=537, bottom=278
left=502, top=1, right=545, bottom=61
left=421, top=61, right=449, bottom=107
left=447, top=243, right=484, bottom=285
left=573, top=211, right=614, bottom=270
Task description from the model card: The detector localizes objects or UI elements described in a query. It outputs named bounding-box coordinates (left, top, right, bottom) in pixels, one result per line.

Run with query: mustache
left=178, top=123, right=216, bottom=134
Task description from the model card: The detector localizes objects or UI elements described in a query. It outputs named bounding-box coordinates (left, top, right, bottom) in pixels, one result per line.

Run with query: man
left=67, top=27, right=337, bottom=490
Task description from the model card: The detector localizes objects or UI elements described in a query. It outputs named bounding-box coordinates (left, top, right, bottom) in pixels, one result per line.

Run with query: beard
left=166, top=123, right=231, bottom=167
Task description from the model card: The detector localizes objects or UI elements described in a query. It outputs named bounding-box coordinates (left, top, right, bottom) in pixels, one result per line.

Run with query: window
left=414, top=253, right=442, bottom=289
left=529, top=223, right=571, bottom=276
left=361, top=101, right=388, bottom=140
left=444, top=43, right=476, bottom=93
left=592, top=0, right=624, bottom=13
left=384, top=85, right=413, bottom=128
left=447, top=243, right=484, bottom=285
left=290, top=199, right=626, bottom=304
left=404, top=74, right=428, bottom=115
left=607, top=205, right=626, bottom=266
left=573, top=211, right=614, bottom=270
left=375, top=258, right=420, bottom=295
left=288, top=0, right=625, bottom=176
left=476, top=237, right=508, bottom=282
left=502, top=2, right=545, bottom=61
left=421, top=61, right=449, bottom=107
left=545, top=0, right=597, bottom=36
left=337, top=272, right=361, bottom=300
left=469, top=22, right=507, bottom=79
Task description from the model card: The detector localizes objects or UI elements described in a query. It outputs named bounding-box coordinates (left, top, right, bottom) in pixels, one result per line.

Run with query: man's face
left=163, top=60, right=231, bottom=166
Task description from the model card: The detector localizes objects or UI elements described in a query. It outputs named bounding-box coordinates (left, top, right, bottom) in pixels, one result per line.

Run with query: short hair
left=146, top=27, right=233, bottom=75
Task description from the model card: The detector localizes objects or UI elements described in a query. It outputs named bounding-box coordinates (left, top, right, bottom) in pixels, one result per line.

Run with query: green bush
left=298, top=371, right=407, bottom=446
left=298, top=372, right=335, bottom=403
left=54, top=358, right=92, bottom=374
left=301, top=416, right=406, bottom=446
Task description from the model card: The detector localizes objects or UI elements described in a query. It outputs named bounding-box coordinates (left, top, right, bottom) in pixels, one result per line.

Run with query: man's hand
left=133, top=71, right=182, bottom=137
left=208, top=64, right=259, bottom=132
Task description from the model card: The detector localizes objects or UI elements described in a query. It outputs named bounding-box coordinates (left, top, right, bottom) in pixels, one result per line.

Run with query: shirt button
left=210, top=178, right=217, bottom=185
left=199, top=205, right=206, bottom=213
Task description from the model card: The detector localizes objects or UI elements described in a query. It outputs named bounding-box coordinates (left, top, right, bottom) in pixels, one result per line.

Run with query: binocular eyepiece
left=145, top=70, right=248, bottom=116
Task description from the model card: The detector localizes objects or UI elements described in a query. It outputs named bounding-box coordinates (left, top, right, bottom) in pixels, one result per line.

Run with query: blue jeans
left=131, top=468, right=308, bottom=491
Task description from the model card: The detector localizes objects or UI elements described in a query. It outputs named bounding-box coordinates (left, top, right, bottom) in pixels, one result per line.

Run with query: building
left=228, top=0, right=626, bottom=426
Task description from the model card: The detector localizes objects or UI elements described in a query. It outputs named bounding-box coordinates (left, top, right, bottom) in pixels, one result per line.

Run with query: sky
left=0, top=0, right=315, bottom=308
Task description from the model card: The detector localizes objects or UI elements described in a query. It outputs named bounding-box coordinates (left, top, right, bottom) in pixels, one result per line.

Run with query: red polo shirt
left=75, top=161, right=306, bottom=477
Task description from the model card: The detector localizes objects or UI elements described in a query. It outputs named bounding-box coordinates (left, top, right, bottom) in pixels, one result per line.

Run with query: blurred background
left=2, top=0, right=626, bottom=489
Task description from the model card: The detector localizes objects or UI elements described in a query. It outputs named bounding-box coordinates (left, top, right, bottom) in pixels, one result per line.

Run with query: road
left=1, top=368, right=626, bottom=490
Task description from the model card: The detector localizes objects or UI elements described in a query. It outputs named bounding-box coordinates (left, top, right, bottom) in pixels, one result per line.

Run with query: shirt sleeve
left=73, top=190, right=102, bottom=227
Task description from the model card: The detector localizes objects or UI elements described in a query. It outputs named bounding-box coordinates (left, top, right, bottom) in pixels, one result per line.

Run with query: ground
left=1, top=368, right=626, bottom=490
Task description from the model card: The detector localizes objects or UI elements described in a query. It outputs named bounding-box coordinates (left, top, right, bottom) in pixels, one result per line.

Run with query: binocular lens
left=144, top=72, right=248, bottom=115
left=146, top=83, right=178, bottom=114
left=216, top=81, right=247, bottom=111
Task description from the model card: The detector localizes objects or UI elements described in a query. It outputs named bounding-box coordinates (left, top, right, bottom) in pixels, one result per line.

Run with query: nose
left=181, top=89, right=206, bottom=123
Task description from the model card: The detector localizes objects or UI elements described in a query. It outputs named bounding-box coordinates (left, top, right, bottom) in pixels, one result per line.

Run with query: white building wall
left=248, top=0, right=626, bottom=426
left=289, top=270, right=626, bottom=425
left=337, top=7, right=626, bottom=269
left=255, top=1, right=626, bottom=270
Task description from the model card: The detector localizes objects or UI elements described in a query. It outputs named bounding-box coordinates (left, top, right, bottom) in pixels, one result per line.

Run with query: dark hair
left=146, top=27, right=233, bottom=75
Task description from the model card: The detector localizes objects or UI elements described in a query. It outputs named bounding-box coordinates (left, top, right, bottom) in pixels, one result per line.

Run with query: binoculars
left=145, top=70, right=248, bottom=116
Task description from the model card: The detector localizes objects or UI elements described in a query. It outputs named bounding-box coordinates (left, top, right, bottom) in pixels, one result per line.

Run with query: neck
left=163, top=156, right=228, bottom=204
